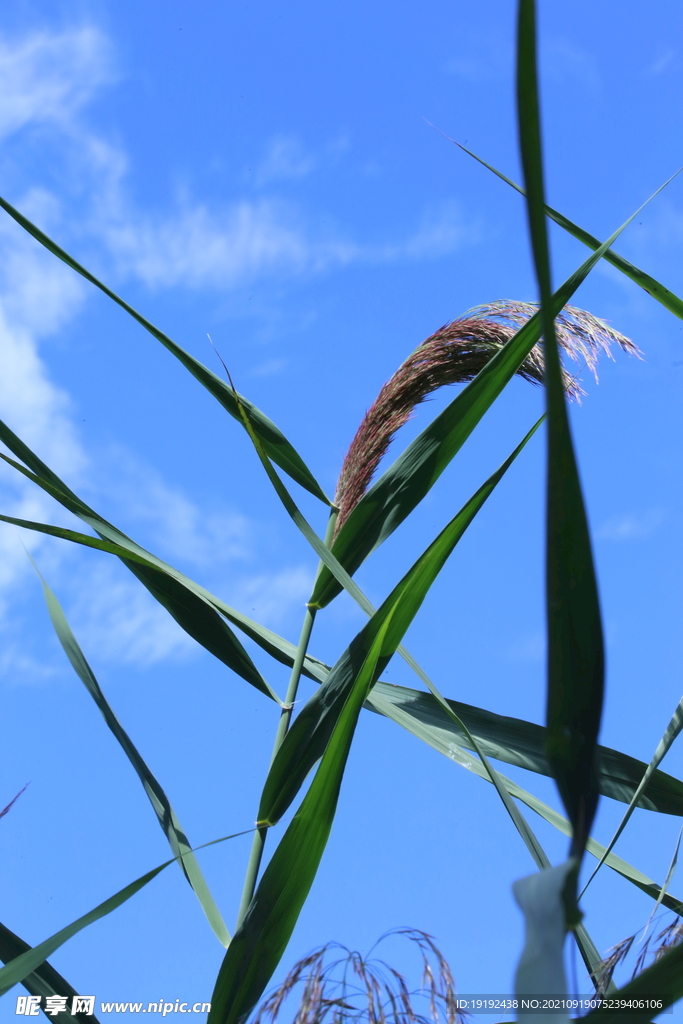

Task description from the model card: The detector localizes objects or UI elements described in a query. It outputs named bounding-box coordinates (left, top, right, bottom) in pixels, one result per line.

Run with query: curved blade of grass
left=217, top=366, right=542, bottom=698
left=11, top=481, right=683, bottom=826
left=0, top=923, right=102, bottom=1023
left=581, top=694, right=683, bottom=895
left=310, top=194, right=668, bottom=612
left=367, top=682, right=683, bottom=815
left=257, top=427, right=536, bottom=826
left=641, top=826, right=683, bottom=940
left=224, top=632, right=606, bottom=1016
left=213, top=631, right=612, bottom=1016
left=0, top=864, right=167, bottom=997
left=0, top=828, right=252, bottom=996
left=407, top=716, right=683, bottom=918
left=0, top=196, right=329, bottom=505
left=379, top=624, right=607, bottom=987
left=208, top=622, right=391, bottom=1024
left=0, top=504, right=314, bottom=691
left=38, top=571, right=230, bottom=947
left=0, top=423, right=278, bottom=702
left=14, top=496, right=677, bottom=824
left=445, top=135, right=683, bottom=322
left=518, top=0, right=603, bottom=864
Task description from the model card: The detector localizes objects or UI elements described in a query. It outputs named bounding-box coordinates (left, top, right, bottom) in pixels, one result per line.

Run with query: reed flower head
left=333, top=301, right=639, bottom=532
left=252, top=929, right=465, bottom=1024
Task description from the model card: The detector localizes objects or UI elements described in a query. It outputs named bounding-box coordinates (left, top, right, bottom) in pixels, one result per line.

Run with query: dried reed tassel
left=333, top=301, right=639, bottom=533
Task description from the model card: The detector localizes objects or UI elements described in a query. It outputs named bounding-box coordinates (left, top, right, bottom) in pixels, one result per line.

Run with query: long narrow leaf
left=219, top=368, right=542, bottom=704
left=310, top=188, right=668, bottom=611
left=258, top=428, right=536, bottom=826
left=396, top=709, right=683, bottom=917
left=8, top=466, right=681, bottom=824
left=0, top=828, right=252, bottom=997
left=39, top=573, right=230, bottom=947
left=582, top=694, right=683, bottom=893
left=0, top=423, right=279, bottom=702
left=0, top=505, right=298, bottom=692
left=448, top=135, right=683, bottom=322
left=0, top=196, right=329, bottom=504
left=209, top=624, right=392, bottom=1024
left=14, top=499, right=677, bottom=825
left=367, top=683, right=683, bottom=815
left=0, top=923, right=102, bottom=1023
left=518, top=0, right=604, bottom=863
left=0, top=864, right=168, bottom=996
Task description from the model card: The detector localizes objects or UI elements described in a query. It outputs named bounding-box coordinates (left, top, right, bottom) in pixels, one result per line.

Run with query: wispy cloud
left=96, top=448, right=250, bottom=568
left=506, top=631, right=545, bottom=664
left=645, top=49, right=676, bottom=77
left=254, top=137, right=317, bottom=186
left=0, top=26, right=112, bottom=139
left=250, top=357, right=288, bottom=378
left=542, top=38, right=600, bottom=93
left=104, top=197, right=473, bottom=291
left=0, top=20, right=475, bottom=679
left=65, top=562, right=197, bottom=667
left=443, top=27, right=510, bottom=83
left=375, top=200, right=474, bottom=262
left=226, top=566, right=314, bottom=630
left=106, top=199, right=357, bottom=290
left=596, top=508, right=665, bottom=542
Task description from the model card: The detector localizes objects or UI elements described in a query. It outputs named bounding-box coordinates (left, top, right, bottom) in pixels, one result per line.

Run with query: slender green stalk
left=235, top=510, right=338, bottom=929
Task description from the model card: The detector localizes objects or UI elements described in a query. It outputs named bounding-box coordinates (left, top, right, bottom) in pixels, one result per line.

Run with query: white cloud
left=255, top=137, right=317, bottom=186
left=443, top=28, right=510, bottom=83
left=47, top=560, right=313, bottom=671
left=250, top=357, right=288, bottom=378
left=646, top=49, right=676, bottom=77
left=98, top=449, right=250, bottom=568
left=506, top=631, right=545, bottom=664
left=542, top=38, right=600, bottom=93
left=227, top=566, right=313, bottom=629
left=0, top=26, right=112, bottom=139
left=65, top=562, right=196, bottom=667
left=376, top=200, right=474, bottom=262
left=596, top=508, right=665, bottom=542
left=105, top=199, right=355, bottom=290
left=104, top=197, right=473, bottom=292
left=0, top=20, right=476, bottom=681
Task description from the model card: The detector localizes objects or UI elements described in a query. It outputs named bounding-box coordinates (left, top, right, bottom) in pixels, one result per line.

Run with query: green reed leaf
left=38, top=572, right=231, bottom=947
left=258, top=428, right=536, bottom=827
left=582, top=693, right=683, bottom=894
left=0, top=421, right=278, bottom=702
left=0, top=922, right=102, bottom=1024
left=0, top=505, right=301, bottom=693
left=310, top=190, right=666, bottom=611
left=0, top=196, right=329, bottom=505
left=0, top=829, right=251, bottom=997
left=0, top=864, right=169, bottom=996
left=407, top=716, right=683, bottom=918
left=450, top=137, right=683, bottom=322
left=517, top=0, right=603, bottom=864
left=367, top=683, right=683, bottom=816
left=208, top=623, right=391, bottom=1024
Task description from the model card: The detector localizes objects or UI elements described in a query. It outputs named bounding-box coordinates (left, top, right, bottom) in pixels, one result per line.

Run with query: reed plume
left=333, top=301, right=638, bottom=532
left=252, top=929, right=465, bottom=1024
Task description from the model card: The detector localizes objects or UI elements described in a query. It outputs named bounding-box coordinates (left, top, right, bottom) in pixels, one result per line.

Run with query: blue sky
left=1, top=0, right=682, bottom=1018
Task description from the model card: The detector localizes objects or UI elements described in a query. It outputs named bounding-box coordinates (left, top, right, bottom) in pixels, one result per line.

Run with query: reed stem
left=235, top=509, right=339, bottom=930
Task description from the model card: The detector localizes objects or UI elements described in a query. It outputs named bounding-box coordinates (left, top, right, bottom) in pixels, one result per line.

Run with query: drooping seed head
left=333, top=301, right=639, bottom=533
